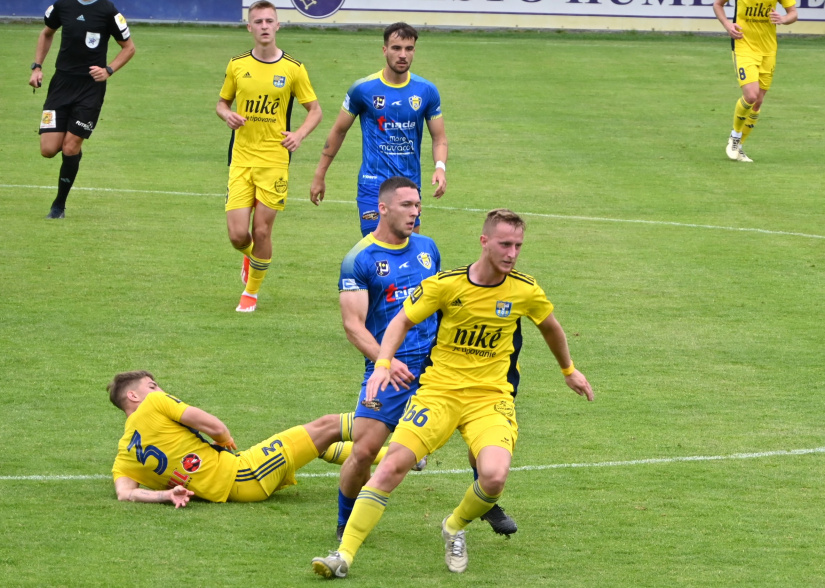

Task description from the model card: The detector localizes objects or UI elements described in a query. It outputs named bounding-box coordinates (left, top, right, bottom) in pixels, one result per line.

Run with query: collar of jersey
left=367, top=233, right=409, bottom=250
left=379, top=70, right=411, bottom=89
left=78, top=0, right=99, bottom=5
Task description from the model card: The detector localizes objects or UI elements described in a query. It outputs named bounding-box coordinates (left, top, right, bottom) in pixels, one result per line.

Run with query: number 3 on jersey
left=128, top=430, right=168, bottom=474
left=402, top=403, right=429, bottom=427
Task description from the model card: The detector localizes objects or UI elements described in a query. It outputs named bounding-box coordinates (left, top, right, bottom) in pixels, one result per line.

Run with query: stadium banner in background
left=257, top=0, right=824, bottom=34
left=0, top=0, right=243, bottom=22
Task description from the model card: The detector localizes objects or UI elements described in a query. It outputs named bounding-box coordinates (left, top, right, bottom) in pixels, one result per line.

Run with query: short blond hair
left=248, top=1, right=277, bottom=19
left=482, top=208, right=526, bottom=235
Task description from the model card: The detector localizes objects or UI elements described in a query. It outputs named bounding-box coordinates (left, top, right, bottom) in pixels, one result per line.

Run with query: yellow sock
left=339, top=486, right=390, bottom=563
left=318, top=442, right=387, bottom=465
left=340, top=412, right=354, bottom=442
left=234, top=239, right=254, bottom=257
left=740, top=108, right=760, bottom=143
left=447, top=480, right=502, bottom=532
left=732, top=97, right=754, bottom=134
left=245, top=253, right=271, bottom=295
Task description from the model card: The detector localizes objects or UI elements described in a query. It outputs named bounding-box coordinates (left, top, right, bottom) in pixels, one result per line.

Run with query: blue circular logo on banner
left=290, top=0, right=345, bottom=19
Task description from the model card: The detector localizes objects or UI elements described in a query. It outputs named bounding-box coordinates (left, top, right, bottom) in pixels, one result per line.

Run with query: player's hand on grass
left=565, top=370, right=594, bottom=402
left=168, top=486, right=194, bottom=509
left=432, top=168, right=446, bottom=198
left=310, top=176, right=326, bottom=205
left=390, top=358, right=414, bottom=391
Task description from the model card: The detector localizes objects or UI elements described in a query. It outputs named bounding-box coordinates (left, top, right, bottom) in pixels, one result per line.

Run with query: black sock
left=51, top=151, right=83, bottom=210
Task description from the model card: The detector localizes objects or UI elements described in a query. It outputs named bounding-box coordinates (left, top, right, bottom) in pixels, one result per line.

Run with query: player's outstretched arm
left=29, top=26, right=56, bottom=89
left=537, top=313, right=594, bottom=401
left=115, top=476, right=194, bottom=508
left=340, top=291, right=415, bottom=389
left=179, top=406, right=237, bottom=451
left=366, top=309, right=416, bottom=399
left=426, top=117, right=448, bottom=198
left=281, top=99, right=322, bottom=152
left=310, top=110, right=356, bottom=205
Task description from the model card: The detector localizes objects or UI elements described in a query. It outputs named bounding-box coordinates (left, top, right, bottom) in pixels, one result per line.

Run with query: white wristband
left=435, top=161, right=446, bottom=171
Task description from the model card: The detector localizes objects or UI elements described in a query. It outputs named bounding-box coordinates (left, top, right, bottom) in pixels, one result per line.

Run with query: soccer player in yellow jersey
left=109, top=370, right=366, bottom=506
left=713, top=0, right=797, bottom=162
left=312, top=209, right=594, bottom=578
left=217, top=1, right=322, bottom=312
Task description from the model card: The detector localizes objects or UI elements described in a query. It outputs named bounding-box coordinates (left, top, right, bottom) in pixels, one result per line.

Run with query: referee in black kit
left=29, top=0, right=135, bottom=219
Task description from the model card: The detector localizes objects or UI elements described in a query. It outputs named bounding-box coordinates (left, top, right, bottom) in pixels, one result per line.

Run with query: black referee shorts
left=39, top=71, right=107, bottom=139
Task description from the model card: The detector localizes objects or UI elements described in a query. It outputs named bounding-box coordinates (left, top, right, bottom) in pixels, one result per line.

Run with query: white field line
left=2, top=446, right=823, bottom=482
left=2, top=183, right=824, bottom=240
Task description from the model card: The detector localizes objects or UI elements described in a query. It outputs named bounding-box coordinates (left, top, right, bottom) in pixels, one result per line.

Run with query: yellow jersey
left=732, top=0, right=796, bottom=55
left=111, top=392, right=240, bottom=503
left=403, top=265, right=554, bottom=395
left=220, top=50, right=317, bottom=168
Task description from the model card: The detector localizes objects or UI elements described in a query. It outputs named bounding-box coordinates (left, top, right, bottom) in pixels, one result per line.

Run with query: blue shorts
left=354, top=360, right=423, bottom=431
left=357, top=183, right=421, bottom=237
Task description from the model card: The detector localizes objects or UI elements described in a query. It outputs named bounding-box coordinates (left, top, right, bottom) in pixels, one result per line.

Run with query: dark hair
left=248, top=1, right=277, bottom=18
left=384, top=22, right=418, bottom=45
left=482, top=209, right=526, bottom=235
left=107, top=370, right=154, bottom=410
left=378, top=176, right=419, bottom=203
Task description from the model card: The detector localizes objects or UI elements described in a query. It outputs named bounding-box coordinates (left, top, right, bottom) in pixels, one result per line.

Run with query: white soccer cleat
left=312, top=551, right=349, bottom=579
left=441, top=517, right=468, bottom=573
left=736, top=146, right=753, bottom=163
left=725, top=135, right=742, bottom=161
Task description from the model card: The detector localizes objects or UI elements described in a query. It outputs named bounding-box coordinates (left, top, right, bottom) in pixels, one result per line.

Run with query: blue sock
left=472, top=466, right=479, bottom=481
left=338, top=489, right=356, bottom=526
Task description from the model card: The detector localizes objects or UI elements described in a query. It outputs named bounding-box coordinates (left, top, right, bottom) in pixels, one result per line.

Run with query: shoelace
left=450, top=532, right=466, bottom=556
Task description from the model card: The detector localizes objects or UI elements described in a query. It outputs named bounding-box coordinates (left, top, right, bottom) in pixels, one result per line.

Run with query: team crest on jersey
left=375, top=260, right=390, bottom=277
left=495, top=301, right=512, bottom=318
left=273, top=75, right=286, bottom=88
left=274, top=178, right=288, bottom=194
left=373, top=95, right=385, bottom=109
left=416, top=252, right=432, bottom=270
left=85, top=32, right=101, bottom=49
left=181, top=453, right=202, bottom=473
left=409, top=95, right=422, bottom=111
left=494, top=400, right=515, bottom=419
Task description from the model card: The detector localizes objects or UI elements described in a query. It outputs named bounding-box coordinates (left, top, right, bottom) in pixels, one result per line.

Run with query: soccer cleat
left=441, top=517, right=468, bottom=573
left=336, top=523, right=346, bottom=543
left=725, top=135, right=742, bottom=161
left=312, top=551, right=349, bottom=579
left=45, top=207, right=65, bottom=219
left=240, top=256, right=249, bottom=284
left=737, top=146, right=753, bottom=163
left=412, top=455, right=428, bottom=472
left=480, top=504, right=518, bottom=537
left=235, top=293, right=257, bottom=312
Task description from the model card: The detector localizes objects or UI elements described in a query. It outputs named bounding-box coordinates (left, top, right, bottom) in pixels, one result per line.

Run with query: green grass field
left=1, top=23, right=824, bottom=586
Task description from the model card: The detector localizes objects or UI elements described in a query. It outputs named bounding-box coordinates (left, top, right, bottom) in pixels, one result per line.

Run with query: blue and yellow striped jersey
left=403, top=266, right=554, bottom=395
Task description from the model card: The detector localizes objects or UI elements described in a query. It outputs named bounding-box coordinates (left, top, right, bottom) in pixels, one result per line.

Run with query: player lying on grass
left=108, top=370, right=381, bottom=507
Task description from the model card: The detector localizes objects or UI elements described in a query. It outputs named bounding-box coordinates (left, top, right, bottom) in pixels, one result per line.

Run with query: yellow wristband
left=561, top=362, right=575, bottom=376
left=374, top=359, right=391, bottom=370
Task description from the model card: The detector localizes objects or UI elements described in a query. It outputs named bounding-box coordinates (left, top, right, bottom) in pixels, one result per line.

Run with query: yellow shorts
left=227, top=425, right=318, bottom=502
left=225, top=165, right=289, bottom=212
left=390, top=387, right=519, bottom=462
left=732, top=51, right=776, bottom=91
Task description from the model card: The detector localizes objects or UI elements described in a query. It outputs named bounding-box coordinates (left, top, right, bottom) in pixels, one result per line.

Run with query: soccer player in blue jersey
left=309, top=22, right=448, bottom=236
left=334, top=176, right=440, bottom=540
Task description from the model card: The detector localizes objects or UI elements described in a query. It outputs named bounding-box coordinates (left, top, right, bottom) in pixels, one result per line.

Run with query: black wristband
left=31, top=62, right=42, bottom=70
left=105, top=66, right=114, bottom=76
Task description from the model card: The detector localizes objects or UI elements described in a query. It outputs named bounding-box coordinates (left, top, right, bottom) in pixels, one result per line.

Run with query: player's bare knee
left=350, top=441, right=381, bottom=468
left=478, top=474, right=507, bottom=496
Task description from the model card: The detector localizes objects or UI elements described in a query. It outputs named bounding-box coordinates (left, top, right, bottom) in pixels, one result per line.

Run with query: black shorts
left=39, top=71, right=107, bottom=139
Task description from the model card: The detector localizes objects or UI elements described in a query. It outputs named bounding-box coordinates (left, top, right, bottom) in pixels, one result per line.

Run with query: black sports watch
left=105, top=66, right=114, bottom=76
left=31, top=62, right=42, bottom=70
